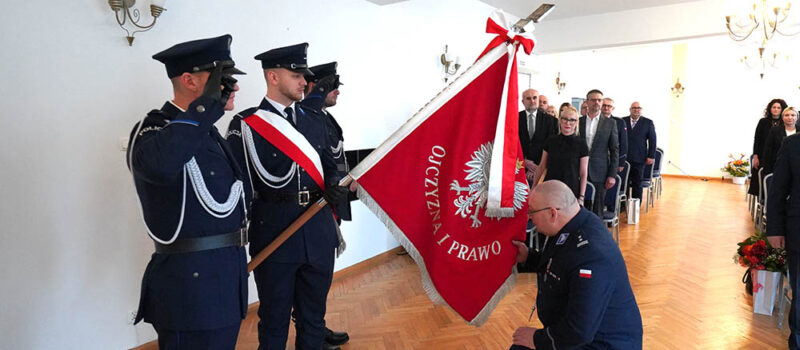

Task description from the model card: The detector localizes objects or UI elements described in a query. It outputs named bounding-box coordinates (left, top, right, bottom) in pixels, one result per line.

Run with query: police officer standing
left=511, top=180, right=642, bottom=349
left=225, top=43, right=348, bottom=349
left=298, top=61, right=352, bottom=349
left=127, top=34, right=250, bottom=349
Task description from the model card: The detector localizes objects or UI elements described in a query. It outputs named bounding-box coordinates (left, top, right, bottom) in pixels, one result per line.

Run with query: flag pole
left=247, top=176, right=353, bottom=272
left=247, top=6, right=553, bottom=273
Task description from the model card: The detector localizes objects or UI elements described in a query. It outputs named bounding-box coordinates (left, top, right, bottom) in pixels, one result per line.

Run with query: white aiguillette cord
left=127, top=114, right=245, bottom=245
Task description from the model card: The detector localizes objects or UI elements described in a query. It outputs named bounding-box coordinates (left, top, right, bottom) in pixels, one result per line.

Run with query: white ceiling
left=479, top=0, right=704, bottom=20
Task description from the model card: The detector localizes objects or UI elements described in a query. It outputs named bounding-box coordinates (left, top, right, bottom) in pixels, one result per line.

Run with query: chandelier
left=725, top=0, right=799, bottom=42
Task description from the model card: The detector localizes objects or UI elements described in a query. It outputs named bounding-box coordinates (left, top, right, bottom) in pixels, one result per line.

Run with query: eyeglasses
left=602, top=104, right=614, bottom=108
left=631, top=107, right=642, bottom=110
left=559, top=118, right=578, bottom=123
left=587, top=98, right=603, bottom=102
left=528, top=206, right=560, bottom=216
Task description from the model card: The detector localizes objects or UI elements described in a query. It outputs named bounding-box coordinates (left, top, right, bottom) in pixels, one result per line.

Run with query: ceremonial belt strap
left=243, top=110, right=326, bottom=190
left=153, top=228, right=248, bottom=254
left=256, top=189, right=322, bottom=207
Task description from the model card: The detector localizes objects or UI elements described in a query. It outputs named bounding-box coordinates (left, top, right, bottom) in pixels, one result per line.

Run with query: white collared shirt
left=585, top=112, right=601, bottom=151
left=264, top=96, right=296, bottom=123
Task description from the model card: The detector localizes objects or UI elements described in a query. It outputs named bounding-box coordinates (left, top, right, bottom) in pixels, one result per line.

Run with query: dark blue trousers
left=253, top=261, right=333, bottom=350
left=789, top=252, right=800, bottom=349
left=153, top=323, right=240, bottom=350
left=628, top=162, right=645, bottom=200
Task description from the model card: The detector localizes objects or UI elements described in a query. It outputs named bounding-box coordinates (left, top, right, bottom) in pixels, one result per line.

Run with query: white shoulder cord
left=186, top=158, right=245, bottom=219
left=330, top=140, right=343, bottom=159
left=242, top=122, right=296, bottom=189
left=127, top=116, right=187, bottom=245
left=128, top=117, right=247, bottom=245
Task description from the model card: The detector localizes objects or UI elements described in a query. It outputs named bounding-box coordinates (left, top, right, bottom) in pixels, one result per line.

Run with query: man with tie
left=518, top=88, right=558, bottom=183
left=127, top=34, right=250, bottom=349
left=579, top=89, right=619, bottom=217
left=623, top=102, right=657, bottom=204
left=225, top=43, right=348, bottom=349
left=601, top=98, right=628, bottom=173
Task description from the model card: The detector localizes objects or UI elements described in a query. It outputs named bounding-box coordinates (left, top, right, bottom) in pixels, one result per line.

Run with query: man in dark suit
left=579, top=89, right=619, bottom=217
left=519, top=88, right=558, bottom=182
left=622, top=102, right=657, bottom=203
left=127, top=34, right=250, bottom=349
left=226, top=43, right=348, bottom=350
left=767, top=133, right=800, bottom=348
left=601, top=98, right=628, bottom=173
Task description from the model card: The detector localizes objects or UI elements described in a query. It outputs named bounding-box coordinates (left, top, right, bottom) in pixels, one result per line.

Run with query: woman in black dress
left=761, top=107, right=797, bottom=174
left=531, top=106, right=589, bottom=205
left=750, top=98, right=787, bottom=195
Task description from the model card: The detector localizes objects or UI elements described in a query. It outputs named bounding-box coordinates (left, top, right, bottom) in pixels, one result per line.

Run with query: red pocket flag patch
left=579, top=269, right=593, bottom=279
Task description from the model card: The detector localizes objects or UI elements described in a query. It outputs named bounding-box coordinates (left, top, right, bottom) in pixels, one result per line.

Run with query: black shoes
left=322, top=341, right=341, bottom=350
left=325, top=327, right=349, bottom=346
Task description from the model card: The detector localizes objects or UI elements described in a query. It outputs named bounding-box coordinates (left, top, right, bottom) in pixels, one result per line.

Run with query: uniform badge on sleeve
left=579, top=269, right=592, bottom=279
left=556, top=233, right=569, bottom=245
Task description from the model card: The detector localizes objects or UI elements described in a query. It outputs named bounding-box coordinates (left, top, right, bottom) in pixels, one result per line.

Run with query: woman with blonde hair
left=762, top=106, right=798, bottom=174
left=531, top=106, right=589, bottom=205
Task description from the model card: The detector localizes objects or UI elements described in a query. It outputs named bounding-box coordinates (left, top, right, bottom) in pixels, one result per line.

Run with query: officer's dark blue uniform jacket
left=525, top=208, right=642, bottom=349
left=226, top=98, right=340, bottom=266
left=299, top=94, right=352, bottom=221
left=127, top=97, right=250, bottom=330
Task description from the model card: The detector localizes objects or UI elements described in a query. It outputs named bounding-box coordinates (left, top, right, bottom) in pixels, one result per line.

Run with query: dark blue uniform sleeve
left=646, top=121, right=657, bottom=159
left=128, top=97, right=224, bottom=184
left=767, top=137, right=792, bottom=237
left=533, top=254, right=616, bottom=349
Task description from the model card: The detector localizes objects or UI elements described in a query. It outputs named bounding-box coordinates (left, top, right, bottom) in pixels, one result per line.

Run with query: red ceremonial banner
left=349, top=10, right=534, bottom=325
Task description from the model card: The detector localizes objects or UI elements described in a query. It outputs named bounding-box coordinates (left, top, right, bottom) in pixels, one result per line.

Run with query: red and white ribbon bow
left=481, top=10, right=536, bottom=218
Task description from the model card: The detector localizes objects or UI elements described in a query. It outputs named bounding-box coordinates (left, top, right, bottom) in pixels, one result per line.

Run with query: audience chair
left=641, top=161, right=656, bottom=213
left=755, top=168, right=766, bottom=228
left=585, top=182, right=595, bottom=211
left=760, top=173, right=773, bottom=232
left=653, top=148, right=664, bottom=199
left=603, top=175, right=623, bottom=243
left=748, top=154, right=755, bottom=210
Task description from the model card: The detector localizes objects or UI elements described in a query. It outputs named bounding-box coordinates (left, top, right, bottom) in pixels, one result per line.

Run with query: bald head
left=529, top=180, right=581, bottom=235
left=521, top=89, right=539, bottom=113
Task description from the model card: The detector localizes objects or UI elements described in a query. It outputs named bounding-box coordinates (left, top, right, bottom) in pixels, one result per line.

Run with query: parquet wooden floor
left=231, top=177, right=789, bottom=349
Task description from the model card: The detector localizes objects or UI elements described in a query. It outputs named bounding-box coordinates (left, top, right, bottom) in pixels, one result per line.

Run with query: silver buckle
left=239, top=227, right=249, bottom=246
left=298, top=191, right=310, bottom=206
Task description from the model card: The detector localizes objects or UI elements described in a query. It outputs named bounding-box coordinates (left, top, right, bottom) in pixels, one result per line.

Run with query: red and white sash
left=243, top=110, right=326, bottom=190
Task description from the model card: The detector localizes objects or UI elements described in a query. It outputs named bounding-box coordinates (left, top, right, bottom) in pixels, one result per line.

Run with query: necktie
left=284, top=106, right=296, bottom=127
left=528, top=113, right=536, bottom=140
left=631, top=119, right=637, bottom=129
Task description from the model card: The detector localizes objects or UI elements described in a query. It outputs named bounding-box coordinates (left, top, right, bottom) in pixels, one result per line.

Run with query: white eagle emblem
left=449, top=142, right=528, bottom=228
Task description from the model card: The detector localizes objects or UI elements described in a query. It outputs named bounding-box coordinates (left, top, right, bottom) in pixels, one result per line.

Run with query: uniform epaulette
left=133, top=110, right=169, bottom=137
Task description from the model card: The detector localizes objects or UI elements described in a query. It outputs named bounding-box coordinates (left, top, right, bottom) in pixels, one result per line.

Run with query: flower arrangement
left=734, top=231, right=786, bottom=272
left=721, top=153, right=750, bottom=177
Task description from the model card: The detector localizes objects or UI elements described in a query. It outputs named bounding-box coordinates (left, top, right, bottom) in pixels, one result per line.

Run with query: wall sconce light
left=671, top=78, right=685, bottom=97
left=555, top=72, right=566, bottom=94
left=440, top=45, right=461, bottom=82
left=108, top=0, right=167, bottom=46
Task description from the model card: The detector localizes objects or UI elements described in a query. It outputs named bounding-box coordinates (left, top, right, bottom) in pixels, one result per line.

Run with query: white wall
left=0, top=0, right=495, bottom=348
left=525, top=34, right=800, bottom=177
left=533, top=0, right=728, bottom=53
